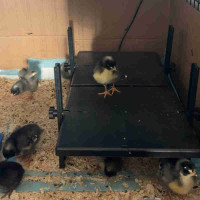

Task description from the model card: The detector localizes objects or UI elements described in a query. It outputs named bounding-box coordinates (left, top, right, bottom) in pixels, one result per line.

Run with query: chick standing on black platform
left=3, top=123, right=43, bottom=165
left=159, top=158, right=197, bottom=195
left=93, top=56, right=120, bottom=98
left=0, top=161, right=24, bottom=198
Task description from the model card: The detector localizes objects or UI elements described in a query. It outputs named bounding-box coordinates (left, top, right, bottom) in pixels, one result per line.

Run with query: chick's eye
left=184, top=166, right=187, bottom=169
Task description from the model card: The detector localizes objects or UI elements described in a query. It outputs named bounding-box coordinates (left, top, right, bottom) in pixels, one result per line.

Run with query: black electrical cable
left=118, top=0, right=144, bottom=53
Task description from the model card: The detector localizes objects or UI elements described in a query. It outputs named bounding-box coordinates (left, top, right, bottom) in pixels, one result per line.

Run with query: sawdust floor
left=0, top=77, right=200, bottom=200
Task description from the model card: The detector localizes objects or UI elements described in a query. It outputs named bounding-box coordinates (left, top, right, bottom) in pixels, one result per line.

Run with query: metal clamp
left=49, top=106, right=57, bottom=119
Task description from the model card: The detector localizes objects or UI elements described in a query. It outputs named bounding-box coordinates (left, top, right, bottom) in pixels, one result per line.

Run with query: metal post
left=54, top=63, right=63, bottom=130
left=164, top=25, right=174, bottom=74
left=67, top=27, right=75, bottom=74
left=187, top=63, right=199, bottom=124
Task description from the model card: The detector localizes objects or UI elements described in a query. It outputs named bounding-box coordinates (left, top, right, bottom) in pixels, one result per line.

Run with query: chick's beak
left=11, top=86, right=20, bottom=95
left=193, top=171, right=197, bottom=176
left=189, top=169, right=197, bottom=176
left=112, top=66, right=117, bottom=71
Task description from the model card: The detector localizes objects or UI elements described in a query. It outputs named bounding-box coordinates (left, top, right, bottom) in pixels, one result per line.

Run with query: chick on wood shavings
left=104, top=157, right=123, bottom=177
left=0, top=161, right=24, bottom=199
left=3, top=123, right=43, bottom=160
left=159, top=158, right=198, bottom=195
left=11, top=68, right=39, bottom=100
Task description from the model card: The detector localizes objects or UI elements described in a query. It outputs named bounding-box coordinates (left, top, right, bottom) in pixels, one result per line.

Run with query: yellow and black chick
left=0, top=161, right=24, bottom=198
left=61, top=62, right=72, bottom=80
left=11, top=68, right=39, bottom=99
left=104, top=157, right=123, bottom=177
left=3, top=123, right=43, bottom=166
left=159, top=158, right=197, bottom=195
left=93, top=56, right=120, bottom=98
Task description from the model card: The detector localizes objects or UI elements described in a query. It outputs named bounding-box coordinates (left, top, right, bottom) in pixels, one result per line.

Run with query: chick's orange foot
left=109, top=85, right=120, bottom=95
left=98, top=90, right=112, bottom=99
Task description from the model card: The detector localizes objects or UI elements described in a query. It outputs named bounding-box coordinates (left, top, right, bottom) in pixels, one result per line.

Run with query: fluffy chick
left=159, top=158, right=197, bottom=195
left=61, top=62, right=72, bottom=79
left=93, top=56, right=120, bottom=98
left=104, top=157, right=123, bottom=177
left=0, top=161, right=24, bottom=198
left=11, top=68, right=39, bottom=99
left=3, top=123, right=43, bottom=160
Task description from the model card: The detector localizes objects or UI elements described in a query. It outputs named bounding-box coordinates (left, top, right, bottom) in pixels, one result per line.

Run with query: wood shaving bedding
left=0, top=77, right=200, bottom=200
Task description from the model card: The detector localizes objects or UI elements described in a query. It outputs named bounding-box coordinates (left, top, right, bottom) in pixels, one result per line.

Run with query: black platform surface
left=66, top=87, right=183, bottom=113
left=56, top=52, right=200, bottom=159
left=71, top=51, right=168, bottom=86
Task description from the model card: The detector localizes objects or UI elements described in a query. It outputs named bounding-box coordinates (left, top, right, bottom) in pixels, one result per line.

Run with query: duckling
left=93, top=56, right=120, bottom=98
left=0, top=161, right=24, bottom=198
left=104, top=157, right=123, bottom=177
left=3, top=124, right=43, bottom=162
left=159, top=158, right=197, bottom=195
left=11, top=68, right=39, bottom=99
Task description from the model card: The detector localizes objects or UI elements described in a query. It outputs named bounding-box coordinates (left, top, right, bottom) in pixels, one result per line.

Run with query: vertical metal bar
left=187, top=63, right=199, bottom=124
left=67, top=27, right=75, bottom=74
left=54, top=63, right=63, bottom=130
left=164, top=25, right=174, bottom=74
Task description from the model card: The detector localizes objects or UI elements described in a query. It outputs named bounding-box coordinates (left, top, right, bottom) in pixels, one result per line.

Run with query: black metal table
left=55, top=51, right=200, bottom=168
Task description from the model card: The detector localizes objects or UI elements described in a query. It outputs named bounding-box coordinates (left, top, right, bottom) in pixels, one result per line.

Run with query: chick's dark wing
left=18, top=68, right=28, bottom=78
left=25, top=71, right=39, bottom=92
left=93, top=61, right=104, bottom=74
left=160, top=158, right=181, bottom=182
